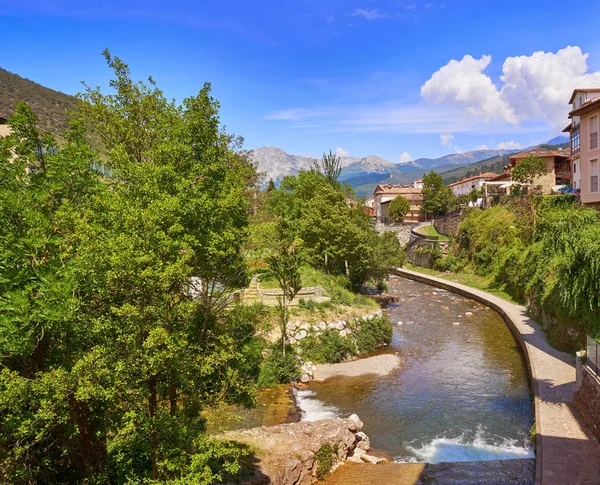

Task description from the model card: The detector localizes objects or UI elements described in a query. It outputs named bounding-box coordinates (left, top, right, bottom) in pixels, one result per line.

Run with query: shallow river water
left=299, top=276, right=534, bottom=466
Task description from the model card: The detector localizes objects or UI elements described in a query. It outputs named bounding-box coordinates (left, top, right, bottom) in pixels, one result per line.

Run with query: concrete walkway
left=394, top=268, right=600, bottom=485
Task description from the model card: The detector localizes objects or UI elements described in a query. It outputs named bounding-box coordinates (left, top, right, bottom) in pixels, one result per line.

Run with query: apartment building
left=566, top=89, right=600, bottom=205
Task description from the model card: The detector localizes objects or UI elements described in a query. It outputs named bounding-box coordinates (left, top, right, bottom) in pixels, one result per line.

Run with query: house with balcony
left=505, top=147, right=571, bottom=194
left=373, top=180, right=425, bottom=225
left=566, top=89, right=600, bottom=205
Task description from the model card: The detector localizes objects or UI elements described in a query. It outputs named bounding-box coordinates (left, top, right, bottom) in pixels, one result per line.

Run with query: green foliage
left=257, top=347, right=301, bottom=387
left=0, top=55, right=264, bottom=483
left=434, top=254, right=462, bottom=273
left=388, top=195, right=411, bottom=223
left=313, top=149, right=342, bottom=186
left=453, top=198, right=600, bottom=347
left=422, top=170, right=457, bottom=216
left=265, top=170, right=404, bottom=289
left=299, top=330, right=355, bottom=364
left=354, top=315, right=393, bottom=354
left=315, top=443, right=338, bottom=480
left=511, top=155, right=548, bottom=185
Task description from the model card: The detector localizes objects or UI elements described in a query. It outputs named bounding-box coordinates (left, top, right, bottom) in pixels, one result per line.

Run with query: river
left=298, top=275, right=534, bottom=468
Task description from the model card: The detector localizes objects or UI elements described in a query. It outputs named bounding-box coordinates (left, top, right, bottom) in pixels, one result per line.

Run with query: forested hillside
left=0, top=67, right=77, bottom=134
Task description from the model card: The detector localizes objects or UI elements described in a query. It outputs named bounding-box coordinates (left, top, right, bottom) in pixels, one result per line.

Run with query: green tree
left=511, top=155, right=548, bottom=186
left=266, top=222, right=303, bottom=355
left=0, top=54, right=262, bottom=484
left=267, top=178, right=276, bottom=191
left=422, top=170, right=457, bottom=216
left=312, top=149, right=342, bottom=186
left=388, top=195, right=411, bottom=223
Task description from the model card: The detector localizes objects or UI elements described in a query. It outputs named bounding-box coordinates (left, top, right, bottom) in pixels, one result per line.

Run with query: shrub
left=298, top=298, right=317, bottom=312
left=355, top=315, right=393, bottom=354
left=434, top=254, right=462, bottom=273
left=299, top=330, right=355, bottom=364
left=377, top=281, right=388, bottom=292
left=258, top=347, right=301, bottom=387
left=315, top=443, right=338, bottom=479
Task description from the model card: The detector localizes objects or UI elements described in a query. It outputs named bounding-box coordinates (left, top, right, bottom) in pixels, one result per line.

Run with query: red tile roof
left=447, top=172, right=498, bottom=187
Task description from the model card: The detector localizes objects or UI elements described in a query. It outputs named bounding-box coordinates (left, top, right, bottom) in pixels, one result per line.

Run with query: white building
left=447, top=172, right=498, bottom=197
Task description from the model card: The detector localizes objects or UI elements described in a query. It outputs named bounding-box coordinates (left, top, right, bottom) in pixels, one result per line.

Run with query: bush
left=377, top=281, right=388, bottom=292
left=355, top=315, right=393, bottom=354
left=299, top=330, right=355, bottom=364
left=258, top=347, right=301, bottom=387
left=315, top=443, right=338, bottom=480
left=434, top=254, right=462, bottom=273
left=298, top=298, right=317, bottom=312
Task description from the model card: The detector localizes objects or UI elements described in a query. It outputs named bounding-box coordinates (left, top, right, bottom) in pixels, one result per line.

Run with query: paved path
left=394, top=268, right=600, bottom=485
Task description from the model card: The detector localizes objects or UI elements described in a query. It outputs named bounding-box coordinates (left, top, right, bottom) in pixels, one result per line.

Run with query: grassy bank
left=405, top=264, right=519, bottom=304
left=414, top=224, right=452, bottom=241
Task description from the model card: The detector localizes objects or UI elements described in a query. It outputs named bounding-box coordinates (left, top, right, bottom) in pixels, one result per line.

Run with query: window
left=573, top=162, right=577, bottom=174
left=591, top=159, right=599, bottom=193
left=572, top=131, right=580, bottom=154
left=590, top=116, right=598, bottom=150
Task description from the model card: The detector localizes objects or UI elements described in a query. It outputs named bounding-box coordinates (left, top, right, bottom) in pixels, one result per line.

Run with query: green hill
left=0, top=67, right=78, bottom=135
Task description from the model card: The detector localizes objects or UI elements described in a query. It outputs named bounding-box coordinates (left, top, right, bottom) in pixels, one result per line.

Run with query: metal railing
left=586, top=335, right=600, bottom=377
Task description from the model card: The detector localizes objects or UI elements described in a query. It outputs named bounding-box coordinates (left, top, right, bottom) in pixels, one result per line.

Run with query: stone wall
left=574, top=366, right=600, bottom=443
left=405, top=238, right=450, bottom=268
left=375, top=223, right=412, bottom=246
left=219, top=415, right=386, bottom=484
left=434, top=212, right=462, bottom=237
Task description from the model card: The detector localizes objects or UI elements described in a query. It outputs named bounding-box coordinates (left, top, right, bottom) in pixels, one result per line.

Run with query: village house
left=505, top=147, right=571, bottom=194
left=565, top=89, right=600, bottom=206
left=447, top=172, right=498, bottom=197
left=373, top=180, right=425, bottom=225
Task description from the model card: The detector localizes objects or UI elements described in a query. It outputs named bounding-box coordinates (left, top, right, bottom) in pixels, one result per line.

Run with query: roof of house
left=374, top=184, right=422, bottom=195
left=509, top=147, right=570, bottom=160
left=488, top=172, right=511, bottom=182
left=568, top=88, right=600, bottom=105
left=562, top=122, right=573, bottom=133
left=448, top=172, right=498, bottom=187
left=569, top=96, right=600, bottom=117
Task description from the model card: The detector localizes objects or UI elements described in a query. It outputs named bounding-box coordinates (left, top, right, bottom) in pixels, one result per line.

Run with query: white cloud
left=336, top=147, right=349, bottom=157
left=264, top=108, right=322, bottom=121
left=398, top=152, right=412, bottom=163
left=421, top=54, right=517, bottom=124
left=496, top=141, right=522, bottom=150
left=349, top=9, right=390, bottom=20
left=474, top=144, right=489, bottom=150
left=421, top=46, right=600, bottom=130
left=440, top=133, right=454, bottom=147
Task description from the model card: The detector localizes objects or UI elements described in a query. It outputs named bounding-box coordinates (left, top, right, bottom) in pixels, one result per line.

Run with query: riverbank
left=312, top=353, right=402, bottom=381
left=394, top=268, right=600, bottom=485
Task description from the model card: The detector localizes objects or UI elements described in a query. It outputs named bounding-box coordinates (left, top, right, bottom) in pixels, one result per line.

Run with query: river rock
left=300, top=374, right=310, bottom=383
left=465, top=312, right=473, bottom=316
left=318, top=321, right=327, bottom=331
left=299, top=322, right=311, bottom=331
left=218, top=415, right=367, bottom=484
left=355, top=431, right=370, bottom=451
left=452, top=322, right=460, bottom=326
left=295, top=330, right=308, bottom=340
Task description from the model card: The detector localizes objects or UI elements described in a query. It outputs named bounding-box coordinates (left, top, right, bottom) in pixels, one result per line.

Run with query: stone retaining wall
left=375, top=223, right=412, bottom=246
left=405, top=239, right=450, bottom=268
left=433, top=212, right=462, bottom=237
left=574, top=366, right=600, bottom=443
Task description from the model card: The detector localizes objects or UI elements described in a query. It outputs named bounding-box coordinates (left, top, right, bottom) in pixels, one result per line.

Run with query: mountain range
left=249, top=146, right=521, bottom=195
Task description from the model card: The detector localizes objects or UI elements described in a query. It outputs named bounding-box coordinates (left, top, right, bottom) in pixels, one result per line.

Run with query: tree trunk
left=148, top=376, right=159, bottom=480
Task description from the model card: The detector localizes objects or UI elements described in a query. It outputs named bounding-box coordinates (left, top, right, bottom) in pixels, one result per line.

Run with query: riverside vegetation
left=0, top=53, right=400, bottom=484
left=427, top=196, right=600, bottom=351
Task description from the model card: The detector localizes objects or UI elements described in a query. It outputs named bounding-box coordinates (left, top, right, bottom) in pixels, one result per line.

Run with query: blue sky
left=2, top=0, right=600, bottom=162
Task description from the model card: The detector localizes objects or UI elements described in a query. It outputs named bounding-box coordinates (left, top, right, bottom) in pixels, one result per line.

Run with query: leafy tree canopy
left=511, top=155, right=548, bottom=185
left=388, top=195, right=411, bottom=223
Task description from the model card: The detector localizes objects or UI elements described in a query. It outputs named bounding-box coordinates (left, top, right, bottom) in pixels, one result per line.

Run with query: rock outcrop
left=219, top=414, right=386, bottom=484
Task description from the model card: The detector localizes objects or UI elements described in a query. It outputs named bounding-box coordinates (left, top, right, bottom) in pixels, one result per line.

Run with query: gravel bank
left=313, top=354, right=402, bottom=381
